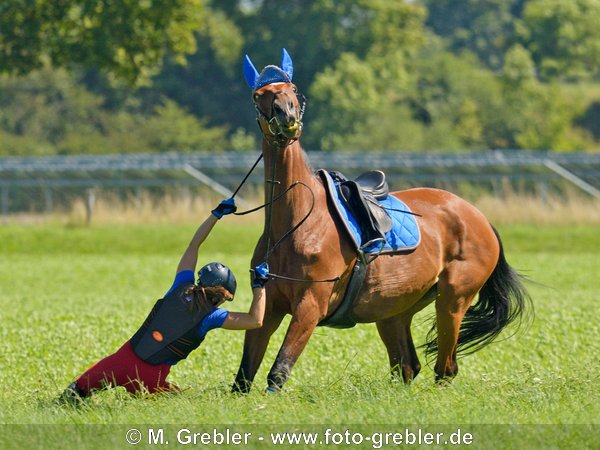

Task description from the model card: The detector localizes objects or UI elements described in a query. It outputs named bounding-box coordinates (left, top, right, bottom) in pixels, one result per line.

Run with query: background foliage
left=1, top=0, right=600, bottom=155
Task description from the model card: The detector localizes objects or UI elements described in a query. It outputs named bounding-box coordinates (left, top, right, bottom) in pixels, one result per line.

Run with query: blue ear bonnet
left=254, top=66, right=291, bottom=90
left=244, top=48, right=294, bottom=91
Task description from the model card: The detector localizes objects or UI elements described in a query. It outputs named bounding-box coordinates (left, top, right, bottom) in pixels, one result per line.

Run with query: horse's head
left=243, top=49, right=306, bottom=146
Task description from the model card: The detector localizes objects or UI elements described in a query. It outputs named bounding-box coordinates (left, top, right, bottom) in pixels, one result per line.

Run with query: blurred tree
left=0, top=0, right=203, bottom=84
left=309, top=53, right=381, bottom=150
left=160, top=0, right=428, bottom=144
left=422, top=0, right=523, bottom=70
left=305, top=0, right=427, bottom=149
left=396, top=50, right=503, bottom=150
left=0, top=69, right=234, bottom=155
left=0, top=68, right=107, bottom=150
left=1, top=0, right=597, bottom=155
left=576, top=102, right=600, bottom=141
left=141, top=98, right=229, bottom=152
left=501, top=43, right=536, bottom=83
left=519, top=0, right=600, bottom=80
left=500, top=45, right=586, bottom=150
left=149, top=1, right=248, bottom=134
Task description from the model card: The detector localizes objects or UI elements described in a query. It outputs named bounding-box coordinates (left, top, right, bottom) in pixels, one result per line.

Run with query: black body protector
left=130, top=282, right=213, bottom=365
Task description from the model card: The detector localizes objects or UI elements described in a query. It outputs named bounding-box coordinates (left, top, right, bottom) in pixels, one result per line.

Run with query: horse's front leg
left=232, top=308, right=286, bottom=393
left=266, top=294, right=321, bottom=392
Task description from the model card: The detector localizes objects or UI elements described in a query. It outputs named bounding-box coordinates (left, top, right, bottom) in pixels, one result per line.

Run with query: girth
left=317, top=258, right=366, bottom=329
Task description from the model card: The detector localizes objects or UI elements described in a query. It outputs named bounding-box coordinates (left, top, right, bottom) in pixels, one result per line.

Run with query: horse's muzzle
left=280, top=121, right=301, bottom=139
left=268, top=112, right=302, bottom=141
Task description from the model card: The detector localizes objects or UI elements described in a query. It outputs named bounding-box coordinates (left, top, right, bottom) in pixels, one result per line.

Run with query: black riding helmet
left=197, top=262, right=237, bottom=300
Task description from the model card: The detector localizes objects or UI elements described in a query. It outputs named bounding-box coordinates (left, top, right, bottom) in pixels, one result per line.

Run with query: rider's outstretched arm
left=176, top=214, right=219, bottom=273
left=176, top=198, right=236, bottom=273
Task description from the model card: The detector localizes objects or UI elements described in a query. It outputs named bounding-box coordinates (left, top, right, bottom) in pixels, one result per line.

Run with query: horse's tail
left=424, top=225, right=533, bottom=357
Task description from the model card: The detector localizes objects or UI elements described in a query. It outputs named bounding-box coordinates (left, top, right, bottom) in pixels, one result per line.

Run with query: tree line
left=1, top=0, right=599, bottom=156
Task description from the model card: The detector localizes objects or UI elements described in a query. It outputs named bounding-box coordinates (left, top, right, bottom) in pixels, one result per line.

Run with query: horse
left=233, top=49, right=531, bottom=393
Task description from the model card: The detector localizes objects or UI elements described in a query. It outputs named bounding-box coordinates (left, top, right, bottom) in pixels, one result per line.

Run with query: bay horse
left=233, top=49, right=530, bottom=393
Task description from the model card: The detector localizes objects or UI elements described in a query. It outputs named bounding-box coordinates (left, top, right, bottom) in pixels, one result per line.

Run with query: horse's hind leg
left=232, top=309, right=286, bottom=393
left=434, top=268, right=479, bottom=382
left=376, top=314, right=420, bottom=383
left=376, top=286, right=437, bottom=383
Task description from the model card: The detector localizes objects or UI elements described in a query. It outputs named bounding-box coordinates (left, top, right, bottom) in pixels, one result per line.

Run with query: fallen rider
left=59, top=198, right=268, bottom=402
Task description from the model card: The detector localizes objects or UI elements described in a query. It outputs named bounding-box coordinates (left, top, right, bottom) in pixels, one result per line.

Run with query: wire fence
left=1, top=150, right=599, bottom=218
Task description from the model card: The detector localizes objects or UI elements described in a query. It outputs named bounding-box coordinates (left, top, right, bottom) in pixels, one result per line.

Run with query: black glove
left=251, top=262, right=270, bottom=288
left=211, top=197, right=236, bottom=219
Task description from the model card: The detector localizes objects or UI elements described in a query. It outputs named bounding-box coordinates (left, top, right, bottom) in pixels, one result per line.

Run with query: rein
left=232, top=152, right=340, bottom=284
left=229, top=92, right=340, bottom=284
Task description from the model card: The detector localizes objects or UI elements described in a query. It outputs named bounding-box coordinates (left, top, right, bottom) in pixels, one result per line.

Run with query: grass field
left=0, top=220, right=598, bottom=449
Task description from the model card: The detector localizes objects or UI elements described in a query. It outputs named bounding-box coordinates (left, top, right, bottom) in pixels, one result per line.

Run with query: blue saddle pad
left=318, top=170, right=420, bottom=255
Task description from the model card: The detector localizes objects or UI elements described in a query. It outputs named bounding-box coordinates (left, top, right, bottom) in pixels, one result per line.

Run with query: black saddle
left=355, top=170, right=389, bottom=200
left=330, top=170, right=392, bottom=254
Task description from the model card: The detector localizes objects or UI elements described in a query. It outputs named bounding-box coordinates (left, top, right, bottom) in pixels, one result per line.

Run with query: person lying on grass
left=59, top=198, right=269, bottom=403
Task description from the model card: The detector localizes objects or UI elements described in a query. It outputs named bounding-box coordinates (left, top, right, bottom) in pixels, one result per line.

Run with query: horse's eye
left=292, top=86, right=298, bottom=93
left=253, top=93, right=260, bottom=102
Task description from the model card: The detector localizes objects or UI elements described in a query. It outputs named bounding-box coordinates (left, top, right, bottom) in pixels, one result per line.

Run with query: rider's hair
left=184, top=285, right=233, bottom=310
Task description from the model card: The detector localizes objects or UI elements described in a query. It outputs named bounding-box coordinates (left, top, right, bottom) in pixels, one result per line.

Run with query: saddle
left=330, top=170, right=392, bottom=253
left=316, top=168, right=421, bottom=329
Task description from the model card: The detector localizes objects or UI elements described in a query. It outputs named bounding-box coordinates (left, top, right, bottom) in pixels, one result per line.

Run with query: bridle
left=231, top=86, right=339, bottom=284
left=253, top=87, right=306, bottom=148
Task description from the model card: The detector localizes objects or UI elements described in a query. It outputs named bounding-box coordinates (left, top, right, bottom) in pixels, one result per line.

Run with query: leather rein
left=231, top=90, right=340, bottom=284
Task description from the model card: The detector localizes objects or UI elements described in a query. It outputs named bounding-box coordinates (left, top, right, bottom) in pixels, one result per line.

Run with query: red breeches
left=75, top=341, right=171, bottom=395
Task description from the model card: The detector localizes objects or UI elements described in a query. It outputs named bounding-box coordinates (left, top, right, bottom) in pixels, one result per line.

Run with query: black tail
left=424, top=226, right=533, bottom=357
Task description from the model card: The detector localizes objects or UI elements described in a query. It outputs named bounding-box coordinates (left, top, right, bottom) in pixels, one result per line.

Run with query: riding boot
left=57, top=381, right=87, bottom=405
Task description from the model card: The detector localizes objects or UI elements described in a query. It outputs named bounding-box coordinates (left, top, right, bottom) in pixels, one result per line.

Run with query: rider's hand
left=251, top=262, right=270, bottom=288
left=211, top=197, right=237, bottom=219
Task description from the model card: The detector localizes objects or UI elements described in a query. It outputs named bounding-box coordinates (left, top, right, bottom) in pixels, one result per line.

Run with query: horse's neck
left=262, top=139, right=314, bottom=187
left=262, top=139, right=319, bottom=228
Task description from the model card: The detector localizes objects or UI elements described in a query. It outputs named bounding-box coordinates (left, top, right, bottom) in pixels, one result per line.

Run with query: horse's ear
left=243, top=54, right=259, bottom=89
left=281, top=48, right=293, bottom=81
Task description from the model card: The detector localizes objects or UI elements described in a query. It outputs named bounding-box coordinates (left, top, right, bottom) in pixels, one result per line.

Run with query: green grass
left=0, top=223, right=598, bottom=449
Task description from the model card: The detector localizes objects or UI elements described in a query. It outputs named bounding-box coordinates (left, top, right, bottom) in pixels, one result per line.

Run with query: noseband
left=253, top=88, right=306, bottom=147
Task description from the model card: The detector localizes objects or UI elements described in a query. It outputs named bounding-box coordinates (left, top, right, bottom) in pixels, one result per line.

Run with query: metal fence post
left=1, top=187, right=8, bottom=217
left=44, top=186, right=53, bottom=213
left=85, top=188, right=96, bottom=224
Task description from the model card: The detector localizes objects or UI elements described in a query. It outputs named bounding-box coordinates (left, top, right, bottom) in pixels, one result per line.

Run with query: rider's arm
left=175, top=198, right=236, bottom=274
left=176, top=214, right=219, bottom=274
left=221, top=287, right=266, bottom=330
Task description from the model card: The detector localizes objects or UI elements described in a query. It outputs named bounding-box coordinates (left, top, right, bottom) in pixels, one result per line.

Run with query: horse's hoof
left=231, top=381, right=251, bottom=394
left=434, top=376, right=454, bottom=387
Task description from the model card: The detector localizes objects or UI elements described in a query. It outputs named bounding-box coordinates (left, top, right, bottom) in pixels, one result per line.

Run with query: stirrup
left=359, top=237, right=386, bottom=264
